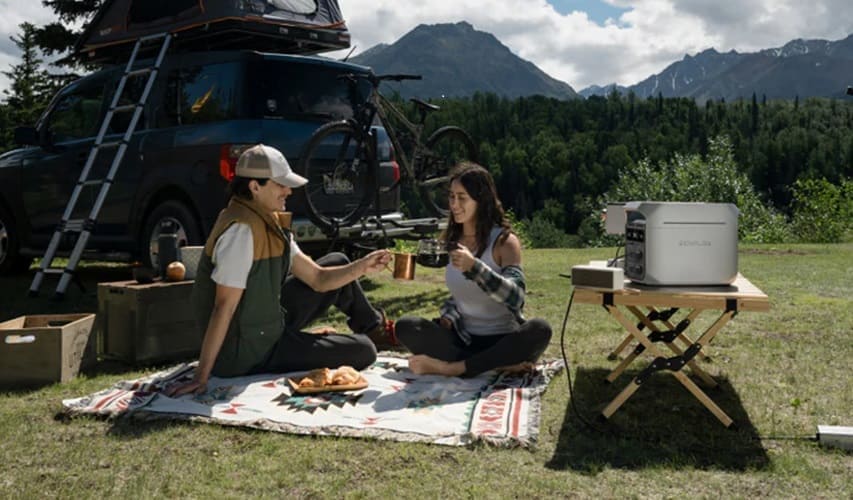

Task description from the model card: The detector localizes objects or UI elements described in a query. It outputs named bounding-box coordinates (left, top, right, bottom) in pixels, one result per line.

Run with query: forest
left=408, top=91, right=853, bottom=246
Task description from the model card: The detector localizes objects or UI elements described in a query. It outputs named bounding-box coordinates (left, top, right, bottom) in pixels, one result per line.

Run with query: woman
left=395, top=162, right=552, bottom=377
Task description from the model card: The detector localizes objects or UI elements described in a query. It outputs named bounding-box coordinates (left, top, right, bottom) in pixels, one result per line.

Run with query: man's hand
left=439, top=317, right=453, bottom=330
left=360, top=249, right=392, bottom=275
left=165, top=374, right=208, bottom=397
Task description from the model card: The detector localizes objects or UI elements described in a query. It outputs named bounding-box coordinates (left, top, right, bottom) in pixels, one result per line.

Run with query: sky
left=1, top=0, right=852, bottom=96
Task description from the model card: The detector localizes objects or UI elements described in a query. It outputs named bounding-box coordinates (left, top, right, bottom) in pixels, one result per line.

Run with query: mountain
left=349, top=22, right=578, bottom=100
left=581, top=34, right=853, bottom=101
left=579, top=83, right=630, bottom=99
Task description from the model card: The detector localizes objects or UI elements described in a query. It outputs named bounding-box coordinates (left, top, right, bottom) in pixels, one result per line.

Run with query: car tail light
left=389, top=145, right=400, bottom=183
left=219, top=144, right=251, bottom=181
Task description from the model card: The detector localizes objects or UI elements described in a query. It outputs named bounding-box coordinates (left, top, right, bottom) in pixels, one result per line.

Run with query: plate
left=287, top=375, right=368, bottom=394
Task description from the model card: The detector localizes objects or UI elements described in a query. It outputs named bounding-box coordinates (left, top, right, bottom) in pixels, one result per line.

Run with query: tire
left=140, top=200, right=202, bottom=270
left=297, top=120, right=376, bottom=233
left=417, top=126, right=478, bottom=217
left=0, top=203, right=33, bottom=275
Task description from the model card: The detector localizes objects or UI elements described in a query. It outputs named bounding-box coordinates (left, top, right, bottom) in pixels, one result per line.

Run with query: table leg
left=606, top=306, right=675, bottom=382
left=625, top=307, right=717, bottom=388
left=607, top=306, right=679, bottom=361
left=602, top=305, right=735, bottom=427
left=607, top=333, right=635, bottom=361
left=606, top=350, right=638, bottom=383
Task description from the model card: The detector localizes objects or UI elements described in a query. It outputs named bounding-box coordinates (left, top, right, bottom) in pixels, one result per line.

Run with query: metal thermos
left=157, top=221, right=181, bottom=278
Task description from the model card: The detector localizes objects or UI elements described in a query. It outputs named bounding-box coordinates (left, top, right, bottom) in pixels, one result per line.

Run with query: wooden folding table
left=573, top=273, right=770, bottom=427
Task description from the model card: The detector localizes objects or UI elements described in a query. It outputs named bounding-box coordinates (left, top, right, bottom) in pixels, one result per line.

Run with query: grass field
left=1, top=244, right=851, bottom=498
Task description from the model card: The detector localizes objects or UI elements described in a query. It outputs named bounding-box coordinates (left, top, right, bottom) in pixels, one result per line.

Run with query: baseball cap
left=235, top=144, right=307, bottom=188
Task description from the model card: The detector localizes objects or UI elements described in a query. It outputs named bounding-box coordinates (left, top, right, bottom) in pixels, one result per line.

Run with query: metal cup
left=276, top=211, right=292, bottom=229
left=392, top=252, right=416, bottom=280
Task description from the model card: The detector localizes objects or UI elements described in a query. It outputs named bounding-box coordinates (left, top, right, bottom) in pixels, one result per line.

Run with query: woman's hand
left=449, top=243, right=476, bottom=272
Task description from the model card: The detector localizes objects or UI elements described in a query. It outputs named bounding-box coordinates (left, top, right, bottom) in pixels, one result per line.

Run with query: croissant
left=298, top=368, right=331, bottom=387
left=331, top=365, right=361, bottom=385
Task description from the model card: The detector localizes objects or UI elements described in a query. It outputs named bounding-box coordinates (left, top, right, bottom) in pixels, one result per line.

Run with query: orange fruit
left=166, top=261, right=186, bottom=281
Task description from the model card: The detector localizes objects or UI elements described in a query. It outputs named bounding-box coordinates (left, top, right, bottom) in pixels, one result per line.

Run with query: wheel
left=140, top=200, right=202, bottom=270
left=418, top=126, right=478, bottom=217
left=297, top=121, right=376, bottom=233
left=0, top=203, right=33, bottom=275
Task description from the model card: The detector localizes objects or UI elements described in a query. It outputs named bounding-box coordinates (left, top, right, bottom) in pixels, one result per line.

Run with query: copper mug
left=392, top=252, right=416, bottom=280
left=275, top=211, right=292, bottom=229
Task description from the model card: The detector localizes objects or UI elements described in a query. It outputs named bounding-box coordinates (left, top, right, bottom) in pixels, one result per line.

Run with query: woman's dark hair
left=442, top=162, right=512, bottom=257
left=227, top=176, right=268, bottom=200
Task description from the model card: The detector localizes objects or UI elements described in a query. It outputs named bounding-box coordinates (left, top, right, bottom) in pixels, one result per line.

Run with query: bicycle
left=297, top=72, right=478, bottom=234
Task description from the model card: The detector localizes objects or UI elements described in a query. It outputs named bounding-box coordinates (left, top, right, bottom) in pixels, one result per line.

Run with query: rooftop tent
left=73, top=0, right=350, bottom=63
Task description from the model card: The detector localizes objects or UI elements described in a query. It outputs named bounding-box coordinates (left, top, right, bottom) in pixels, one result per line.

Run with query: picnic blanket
left=62, top=356, right=563, bottom=447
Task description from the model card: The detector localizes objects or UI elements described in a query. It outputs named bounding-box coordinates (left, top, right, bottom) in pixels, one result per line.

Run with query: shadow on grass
left=547, top=367, right=769, bottom=472
left=320, top=289, right=448, bottom=324
left=0, top=264, right=132, bottom=320
left=370, top=289, right=447, bottom=315
left=105, top=417, right=179, bottom=439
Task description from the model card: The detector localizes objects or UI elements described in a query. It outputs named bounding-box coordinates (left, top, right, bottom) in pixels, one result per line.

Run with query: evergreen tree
left=34, top=0, right=102, bottom=59
left=2, top=22, right=54, bottom=148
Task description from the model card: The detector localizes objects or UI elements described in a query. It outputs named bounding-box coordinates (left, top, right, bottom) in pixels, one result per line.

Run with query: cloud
left=0, top=0, right=851, bottom=96
left=334, top=0, right=853, bottom=89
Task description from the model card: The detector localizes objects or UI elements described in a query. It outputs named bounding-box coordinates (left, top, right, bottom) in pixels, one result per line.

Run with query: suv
left=0, top=50, right=435, bottom=275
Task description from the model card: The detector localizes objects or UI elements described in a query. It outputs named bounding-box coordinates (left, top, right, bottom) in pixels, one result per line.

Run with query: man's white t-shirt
left=210, top=223, right=301, bottom=289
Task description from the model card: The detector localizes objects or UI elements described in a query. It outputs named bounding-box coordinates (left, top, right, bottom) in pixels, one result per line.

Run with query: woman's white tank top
left=445, top=227, right=519, bottom=336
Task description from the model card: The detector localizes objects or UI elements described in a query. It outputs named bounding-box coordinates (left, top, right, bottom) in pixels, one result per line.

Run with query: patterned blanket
left=62, top=356, right=563, bottom=447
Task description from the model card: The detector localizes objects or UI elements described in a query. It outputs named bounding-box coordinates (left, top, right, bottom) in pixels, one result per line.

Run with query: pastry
left=331, top=365, right=361, bottom=385
left=297, top=367, right=331, bottom=387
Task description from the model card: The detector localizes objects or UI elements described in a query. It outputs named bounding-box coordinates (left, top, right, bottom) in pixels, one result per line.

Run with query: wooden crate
left=0, top=313, right=96, bottom=388
left=97, top=280, right=200, bottom=365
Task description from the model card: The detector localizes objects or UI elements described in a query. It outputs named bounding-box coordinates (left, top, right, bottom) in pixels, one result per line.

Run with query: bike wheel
left=297, top=121, right=377, bottom=232
left=417, top=126, right=478, bottom=217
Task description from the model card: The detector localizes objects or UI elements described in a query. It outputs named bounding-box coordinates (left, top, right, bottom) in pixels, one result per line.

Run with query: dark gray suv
left=0, top=50, right=428, bottom=275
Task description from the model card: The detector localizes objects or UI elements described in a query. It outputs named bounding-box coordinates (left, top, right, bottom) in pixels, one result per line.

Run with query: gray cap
left=235, top=144, right=307, bottom=188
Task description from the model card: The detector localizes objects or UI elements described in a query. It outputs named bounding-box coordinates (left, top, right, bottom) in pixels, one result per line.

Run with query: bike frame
left=375, top=93, right=426, bottom=183
left=352, top=83, right=431, bottom=189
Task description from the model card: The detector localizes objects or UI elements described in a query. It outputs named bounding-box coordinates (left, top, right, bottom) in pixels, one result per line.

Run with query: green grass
left=1, top=244, right=851, bottom=498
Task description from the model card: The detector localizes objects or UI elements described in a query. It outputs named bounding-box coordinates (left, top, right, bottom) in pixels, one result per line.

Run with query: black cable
left=559, top=288, right=612, bottom=434
left=609, top=243, right=623, bottom=267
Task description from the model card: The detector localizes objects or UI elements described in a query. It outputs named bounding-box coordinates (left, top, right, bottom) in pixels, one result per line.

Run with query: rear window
left=160, top=62, right=242, bottom=127
left=248, top=60, right=371, bottom=122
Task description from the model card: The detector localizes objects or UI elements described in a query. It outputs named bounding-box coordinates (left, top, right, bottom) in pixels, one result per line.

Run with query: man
left=168, top=144, right=394, bottom=396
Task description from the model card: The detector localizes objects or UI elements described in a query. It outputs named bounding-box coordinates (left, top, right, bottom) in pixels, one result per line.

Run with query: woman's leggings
left=395, top=316, right=552, bottom=377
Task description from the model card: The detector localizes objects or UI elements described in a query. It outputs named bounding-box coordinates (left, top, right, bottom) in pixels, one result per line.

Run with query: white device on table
left=623, top=202, right=739, bottom=286
left=570, top=263, right=624, bottom=291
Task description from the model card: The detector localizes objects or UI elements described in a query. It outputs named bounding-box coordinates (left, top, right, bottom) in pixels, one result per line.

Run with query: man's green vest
left=192, top=197, right=291, bottom=377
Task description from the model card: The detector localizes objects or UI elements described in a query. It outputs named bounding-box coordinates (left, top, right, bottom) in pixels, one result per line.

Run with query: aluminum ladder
left=29, top=33, right=173, bottom=298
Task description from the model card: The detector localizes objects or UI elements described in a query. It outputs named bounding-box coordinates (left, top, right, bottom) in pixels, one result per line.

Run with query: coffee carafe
left=157, top=220, right=181, bottom=278
left=416, top=239, right=451, bottom=268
